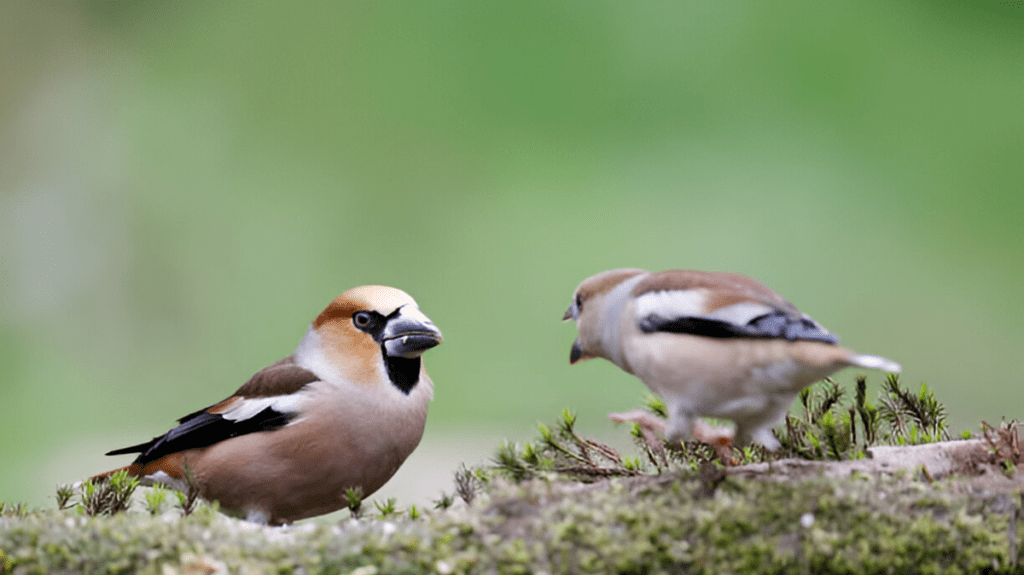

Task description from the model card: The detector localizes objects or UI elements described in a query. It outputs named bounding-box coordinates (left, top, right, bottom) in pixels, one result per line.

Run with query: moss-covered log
left=3, top=441, right=1022, bottom=575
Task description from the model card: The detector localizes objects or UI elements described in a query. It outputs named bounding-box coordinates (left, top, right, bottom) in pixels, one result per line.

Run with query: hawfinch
left=94, top=285, right=442, bottom=525
left=563, top=269, right=900, bottom=451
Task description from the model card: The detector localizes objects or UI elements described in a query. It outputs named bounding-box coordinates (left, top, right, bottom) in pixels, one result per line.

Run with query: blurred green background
left=2, top=1, right=1022, bottom=512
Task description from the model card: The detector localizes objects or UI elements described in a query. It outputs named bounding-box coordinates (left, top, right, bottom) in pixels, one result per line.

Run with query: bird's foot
left=608, top=409, right=667, bottom=454
left=608, top=410, right=738, bottom=464
left=692, top=420, right=737, bottom=464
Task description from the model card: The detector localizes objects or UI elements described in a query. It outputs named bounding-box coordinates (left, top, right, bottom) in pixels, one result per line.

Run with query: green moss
left=5, top=381, right=1021, bottom=573
left=10, top=469, right=1017, bottom=574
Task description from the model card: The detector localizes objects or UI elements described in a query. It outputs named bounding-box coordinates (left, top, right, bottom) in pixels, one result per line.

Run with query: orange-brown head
left=301, top=285, right=443, bottom=393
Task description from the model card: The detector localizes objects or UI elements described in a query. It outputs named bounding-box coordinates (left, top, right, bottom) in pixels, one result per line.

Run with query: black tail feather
left=105, top=438, right=158, bottom=457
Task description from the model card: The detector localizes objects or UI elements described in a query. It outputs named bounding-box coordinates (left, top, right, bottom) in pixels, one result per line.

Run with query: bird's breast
left=192, top=375, right=431, bottom=523
left=624, top=334, right=845, bottom=407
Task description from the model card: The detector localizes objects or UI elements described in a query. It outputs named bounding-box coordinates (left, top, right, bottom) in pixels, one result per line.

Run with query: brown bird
left=563, top=268, right=900, bottom=451
left=94, top=285, right=442, bottom=524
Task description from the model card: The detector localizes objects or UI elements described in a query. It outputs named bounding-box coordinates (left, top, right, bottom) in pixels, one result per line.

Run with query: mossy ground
left=2, top=378, right=1021, bottom=574
left=2, top=458, right=1022, bottom=574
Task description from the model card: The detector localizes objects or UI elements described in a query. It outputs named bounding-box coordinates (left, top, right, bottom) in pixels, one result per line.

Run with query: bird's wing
left=105, top=362, right=321, bottom=465
left=631, top=270, right=839, bottom=343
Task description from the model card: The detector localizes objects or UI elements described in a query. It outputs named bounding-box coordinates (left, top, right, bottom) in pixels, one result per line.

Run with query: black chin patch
left=385, top=355, right=421, bottom=395
left=569, top=340, right=584, bottom=364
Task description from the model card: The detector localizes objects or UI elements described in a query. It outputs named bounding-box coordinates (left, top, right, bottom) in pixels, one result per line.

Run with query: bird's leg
left=608, top=408, right=738, bottom=464
left=692, top=419, right=738, bottom=463
left=733, top=402, right=789, bottom=454
left=734, top=426, right=781, bottom=453
left=664, top=409, right=695, bottom=446
left=608, top=409, right=666, bottom=455
left=665, top=405, right=737, bottom=464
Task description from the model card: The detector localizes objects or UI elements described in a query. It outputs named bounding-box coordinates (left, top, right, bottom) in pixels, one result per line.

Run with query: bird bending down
left=94, top=285, right=442, bottom=525
left=563, top=269, right=900, bottom=452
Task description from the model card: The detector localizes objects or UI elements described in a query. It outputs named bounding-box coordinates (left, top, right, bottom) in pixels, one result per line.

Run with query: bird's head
left=304, top=285, right=442, bottom=393
left=563, top=268, right=647, bottom=365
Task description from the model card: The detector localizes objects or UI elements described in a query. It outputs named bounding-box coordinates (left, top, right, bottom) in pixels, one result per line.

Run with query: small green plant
left=855, top=376, right=881, bottom=445
left=144, top=484, right=169, bottom=515
left=879, top=375, right=948, bottom=444
left=622, top=456, right=643, bottom=472
left=454, top=463, right=485, bottom=504
left=432, top=491, right=454, bottom=510
left=408, top=504, right=420, bottom=520
left=492, top=408, right=646, bottom=482
left=56, top=474, right=196, bottom=518
left=779, top=375, right=949, bottom=459
left=55, top=484, right=75, bottom=510
left=174, top=464, right=201, bottom=517
left=76, top=470, right=139, bottom=516
left=0, top=501, right=28, bottom=518
left=374, top=498, right=397, bottom=517
left=344, top=487, right=364, bottom=519
left=981, top=419, right=1020, bottom=474
left=490, top=375, right=954, bottom=483
left=645, top=395, right=668, bottom=418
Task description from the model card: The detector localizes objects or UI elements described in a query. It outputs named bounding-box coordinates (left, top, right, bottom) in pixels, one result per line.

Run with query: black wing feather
left=106, top=406, right=296, bottom=465
left=640, top=310, right=838, bottom=344
left=105, top=362, right=319, bottom=463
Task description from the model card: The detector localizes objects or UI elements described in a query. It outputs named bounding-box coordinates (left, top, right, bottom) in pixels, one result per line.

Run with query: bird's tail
left=847, top=353, right=901, bottom=374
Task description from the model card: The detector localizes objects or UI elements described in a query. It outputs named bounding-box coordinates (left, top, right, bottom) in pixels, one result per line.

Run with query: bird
left=93, top=285, right=442, bottom=525
left=562, top=268, right=900, bottom=452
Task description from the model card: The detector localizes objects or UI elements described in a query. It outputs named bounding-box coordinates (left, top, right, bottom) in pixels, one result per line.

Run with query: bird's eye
left=353, top=311, right=373, bottom=329
left=575, top=294, right=584, bottom=312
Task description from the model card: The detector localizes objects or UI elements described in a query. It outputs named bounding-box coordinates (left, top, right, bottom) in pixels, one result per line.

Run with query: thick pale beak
left=383, top=307, right=443, bottom=359
left=563, top=297, right=581, bottom=321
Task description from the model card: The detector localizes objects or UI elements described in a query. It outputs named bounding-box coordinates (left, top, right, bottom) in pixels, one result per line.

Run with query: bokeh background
left=2, top=1, right=1022, bottom=514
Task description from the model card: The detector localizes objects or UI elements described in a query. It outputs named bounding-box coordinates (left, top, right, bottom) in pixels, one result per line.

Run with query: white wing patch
left=634, top=290, right=774, bottom=327
left=706, top=301, right=776, bottom=326
left=218, top=395, right=305, bottom=422
left=634, top=289, right=708, bottom=321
